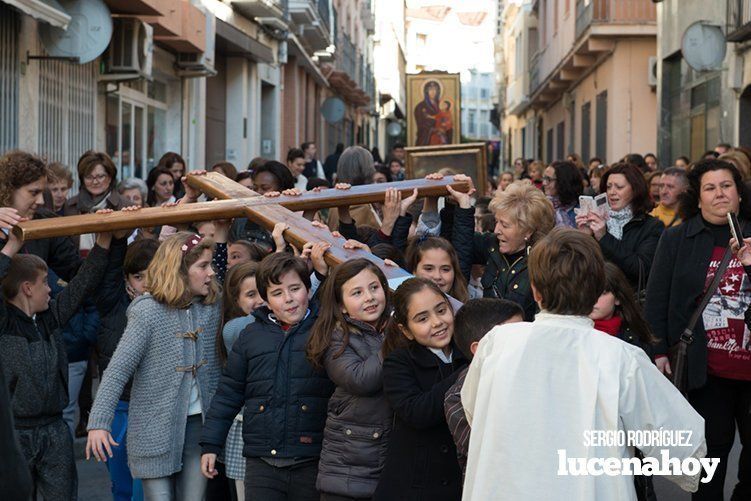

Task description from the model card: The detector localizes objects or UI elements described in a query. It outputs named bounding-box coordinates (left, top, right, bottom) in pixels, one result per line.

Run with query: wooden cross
left=15, top=173, right=469, bottom=295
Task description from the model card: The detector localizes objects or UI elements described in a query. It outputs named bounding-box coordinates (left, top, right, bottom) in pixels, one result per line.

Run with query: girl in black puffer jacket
left=307, top=259, right=393, bottom=501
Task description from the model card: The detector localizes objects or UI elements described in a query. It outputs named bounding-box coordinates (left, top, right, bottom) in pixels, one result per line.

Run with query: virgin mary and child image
left=414, top=80, right=455, bottom=146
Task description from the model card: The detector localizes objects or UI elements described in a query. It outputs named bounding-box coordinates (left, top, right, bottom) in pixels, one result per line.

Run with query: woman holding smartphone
left=575, top=162, right=664, bottom=289
left=645, top=159, right=751, bottom=500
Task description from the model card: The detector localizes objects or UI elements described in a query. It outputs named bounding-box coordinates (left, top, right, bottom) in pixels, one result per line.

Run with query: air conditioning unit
left=648, top=56, right=658, bottom=88
left=176, top=11, right=217, bottom=76
left=105, top=18, right=153, bottom=79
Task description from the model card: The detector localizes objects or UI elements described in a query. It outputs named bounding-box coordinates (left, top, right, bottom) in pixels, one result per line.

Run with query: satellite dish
left=681, top=21, right=726, bottom=72
left=321, top=97, right=346, bottom=124
left=39, top=0, right=113, bottom=64
left=386, top=122, right=402, bottom=137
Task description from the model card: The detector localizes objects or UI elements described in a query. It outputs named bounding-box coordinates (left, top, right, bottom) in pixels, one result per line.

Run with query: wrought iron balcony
left=336, top=33, right=357, bottom=79
left=728, top=0, right=751, bottom=42
left=575, top=0, right=656, bottom=40
left=530, top=51, right=541, bottom=94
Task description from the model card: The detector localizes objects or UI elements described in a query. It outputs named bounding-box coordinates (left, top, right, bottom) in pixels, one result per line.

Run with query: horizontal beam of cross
left=14, top=176, right=469, bottom=241
left=186, top=174, right=465, bottom=309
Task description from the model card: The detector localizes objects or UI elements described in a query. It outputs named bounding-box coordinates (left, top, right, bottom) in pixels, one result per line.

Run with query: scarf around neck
left=77, top=188, right=111, bottom=214
left=594, top=314, right=622, bottom=336
left=606, top=206, right=633, bottom=240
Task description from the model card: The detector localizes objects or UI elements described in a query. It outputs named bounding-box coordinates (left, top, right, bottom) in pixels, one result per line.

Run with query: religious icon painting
left=407, top=72, right=461, bottom=147
left=404, top=143, right=487, bottom=197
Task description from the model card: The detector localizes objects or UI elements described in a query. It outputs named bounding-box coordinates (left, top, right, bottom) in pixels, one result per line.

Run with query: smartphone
left=593, top=193, right=608, bottom=217
left=579, top=195, right=594, bottom=214
left=728, top=212, right=743, bottom=245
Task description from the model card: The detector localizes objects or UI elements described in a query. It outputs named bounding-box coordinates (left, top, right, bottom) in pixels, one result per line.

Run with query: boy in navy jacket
left=200, top=252, right=334, bottom=501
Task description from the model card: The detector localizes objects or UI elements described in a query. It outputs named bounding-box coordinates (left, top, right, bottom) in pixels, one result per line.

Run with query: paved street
left=653, top=434, right=740, bottom=500
left=76, top=436, right=741, bottom=500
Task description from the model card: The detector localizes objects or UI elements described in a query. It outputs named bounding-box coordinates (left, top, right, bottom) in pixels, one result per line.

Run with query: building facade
left=462, top=69, right=500, bottom=141
left=404, top=0, right=498, bottom=144
left=0, top=0, right=375, bottom=191
left=496, top=0, right=657, bottom=169
left=656, top=0, right=744, bottom=165
left=321, top=0, right=377, bottom=155
left=373, top=0, right=407, bottom=155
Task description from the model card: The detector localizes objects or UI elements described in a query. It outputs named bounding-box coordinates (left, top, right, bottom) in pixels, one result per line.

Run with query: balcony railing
left=331, top=6, right=337, bottom=46
left=530, top=51, right=541, bottom=94
left=357, top=53, right=365, bottom=88
left=366, top=64, right=375, bottom=101
left=575, top=0, right=593, bottom=39
left=728, top=0, right=751, bottom=42
left=336, top=33, right=356, bottom=79
left=317, top=0, right=330, bottom=32
left=575, top=0, right=656, bottom=39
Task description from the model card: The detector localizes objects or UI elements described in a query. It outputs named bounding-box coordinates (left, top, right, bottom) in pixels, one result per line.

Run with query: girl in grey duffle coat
left=86, top=231, right=227, bottom=501
left=307, top=259, right=394, bottom=500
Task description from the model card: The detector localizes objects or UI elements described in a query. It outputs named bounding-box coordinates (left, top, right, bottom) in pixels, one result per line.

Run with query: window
left=39, top=59, right=98, bottom=184
left=480, top=88, right=489, bottom=99
left=0, top=5, right=19, bottom=153
left=468, top=111, right=476, bottom=135
left=581, top=101, right=591, bottom=162
left=106, top=80, right=171, bottom=181
left=529, top=28, right=539, bottom=56
left=515, top=33, right=523, bottom=75
left=596, top=90, right=608, bottom=162
left=554, top=0, right=559, bottom=33
left=547, top=128, right=554, bottom=164
left=568, top=99, right=576, bottom=155
left=540, top=0, right=546, bottom=45
left=556, top=121, right=565, bottom=161
left=661, top=53, right=723, bottom=164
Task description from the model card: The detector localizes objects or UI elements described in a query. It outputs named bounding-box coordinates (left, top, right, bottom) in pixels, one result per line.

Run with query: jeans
left=235, top=480, right=245, bottom=501
left=62, top=360, right=88, bottom=437
left=141, top=415, right=206, bottom=501
left=690, top=375, right=751, bottom=501
left=17, top=418, right=77, bottom=500
left=107, top=400, right=143, bottom=501
left=244, top=458, right=319, bottom=501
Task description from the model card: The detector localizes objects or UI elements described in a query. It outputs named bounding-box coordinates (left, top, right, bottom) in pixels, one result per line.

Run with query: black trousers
left=17, top=418, right=77, bottom=500
left=689, top=375, right=751, bottom=501
left=244, top=458, right=319, bottom=501
left=320, top=494, right=371, bottom=501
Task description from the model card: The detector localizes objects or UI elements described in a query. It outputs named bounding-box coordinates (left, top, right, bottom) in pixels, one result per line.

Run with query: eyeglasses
left=542, top=176, right=556, bottom=183
left=84, top=173, right=109, bottom=183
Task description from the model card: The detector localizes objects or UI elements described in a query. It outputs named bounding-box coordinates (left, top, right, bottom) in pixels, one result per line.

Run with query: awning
left=379, top=95, right=404, bottom=120
left=3, top=0, right=71, bottom=29
left=215, top=18, right=274, bottom=64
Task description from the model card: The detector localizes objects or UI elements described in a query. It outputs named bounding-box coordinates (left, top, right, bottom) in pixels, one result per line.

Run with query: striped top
left=443, top=366, right=470, bottom=475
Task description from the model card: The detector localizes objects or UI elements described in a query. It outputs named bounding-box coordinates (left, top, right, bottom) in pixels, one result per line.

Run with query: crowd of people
left=0, top=139, right=749, bottom=501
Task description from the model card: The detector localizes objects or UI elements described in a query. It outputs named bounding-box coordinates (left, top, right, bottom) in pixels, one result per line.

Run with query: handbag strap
left=637, top=259, right=645, bottom=295
left=682, top=248, right=733, bottom=343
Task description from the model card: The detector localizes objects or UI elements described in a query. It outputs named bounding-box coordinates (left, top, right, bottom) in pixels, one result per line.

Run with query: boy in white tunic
left=461, top=228, right=708, bottom=500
